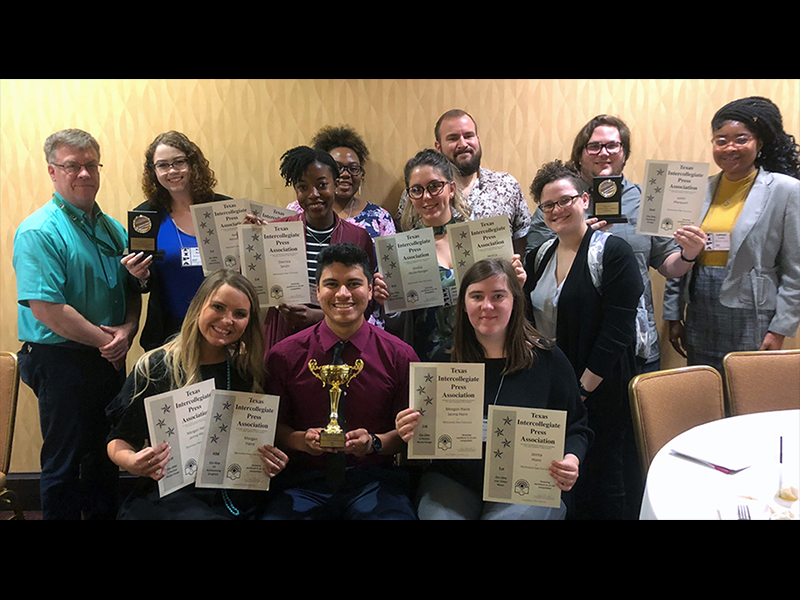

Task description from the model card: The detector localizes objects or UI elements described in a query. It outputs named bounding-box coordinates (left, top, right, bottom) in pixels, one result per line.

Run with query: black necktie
left=327, top=340, right=347, bottom=491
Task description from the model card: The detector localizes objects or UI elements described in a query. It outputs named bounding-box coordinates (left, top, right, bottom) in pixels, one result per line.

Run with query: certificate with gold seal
left=144, top=379, right=216, bottom=498
left=239, top=220, right=310, bottom=309
left=407, top=362, right=484, bottom=460
left=636, top=160, right=709, bottom=236
left=196, top=391, right=280, bottom=491
left=483, top=406, right=566, bottom=508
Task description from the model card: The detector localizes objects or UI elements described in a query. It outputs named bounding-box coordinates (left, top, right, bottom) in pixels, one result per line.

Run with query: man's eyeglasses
left=540, top=194, right=581, bottom=213
left=154, top=158, right=190, bottom=172
left=50, top=162, right=102, bottom=175
left=584, top=141, right=623, bottom=155
left=407, top=180, right=449, bottom=200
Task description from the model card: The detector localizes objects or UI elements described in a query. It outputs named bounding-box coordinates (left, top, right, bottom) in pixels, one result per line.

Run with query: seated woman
left=122, top=131, right=232, bottom=350
left=395, top=258, right=592, bottom=519
left=523, top=160, right=643, bottom=520
left=246, top=146, right=382, bottom=351
left=106, top=269, right=288, bottom=519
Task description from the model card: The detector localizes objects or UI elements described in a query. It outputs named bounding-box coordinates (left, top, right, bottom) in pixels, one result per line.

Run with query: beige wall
left=2, top=78, right=798, bottom=473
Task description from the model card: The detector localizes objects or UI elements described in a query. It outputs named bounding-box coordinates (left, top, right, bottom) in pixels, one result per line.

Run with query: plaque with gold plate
left=128, top=210, right=164, bottom=260
left=308, top=358, right=364, bottom=448
left=590, top=176, right=627, bottom=224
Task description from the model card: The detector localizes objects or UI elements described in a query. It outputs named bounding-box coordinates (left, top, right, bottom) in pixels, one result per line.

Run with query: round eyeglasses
left=407, top=180, right=449, bottom=200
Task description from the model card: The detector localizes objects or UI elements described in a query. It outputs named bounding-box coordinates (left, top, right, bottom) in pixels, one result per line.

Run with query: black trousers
left=18, top=342, right=123, bottom=520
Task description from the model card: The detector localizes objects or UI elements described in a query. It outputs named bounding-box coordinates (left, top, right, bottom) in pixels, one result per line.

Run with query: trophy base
left=319, top=431, right=346, bottom=449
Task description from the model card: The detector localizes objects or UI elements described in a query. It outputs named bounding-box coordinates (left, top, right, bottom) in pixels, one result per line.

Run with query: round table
left=640, top=409, right=799, bottom=520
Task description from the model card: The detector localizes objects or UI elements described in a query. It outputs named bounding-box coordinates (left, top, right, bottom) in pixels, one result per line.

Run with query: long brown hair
left=452, top=258, right=550, bottom=374
left=142, top=131, right=219, bottom=211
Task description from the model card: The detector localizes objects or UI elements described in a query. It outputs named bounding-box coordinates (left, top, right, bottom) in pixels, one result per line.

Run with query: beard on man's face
left=450, top=146, right=482, bottom=177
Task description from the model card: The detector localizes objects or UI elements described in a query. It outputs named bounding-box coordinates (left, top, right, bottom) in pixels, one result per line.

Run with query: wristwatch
left=579, top=381, right=593, bottom=399
left=370, top=433, right=382, bottom=454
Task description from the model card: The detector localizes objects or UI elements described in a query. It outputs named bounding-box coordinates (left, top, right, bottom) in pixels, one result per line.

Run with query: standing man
left=397, top=109, right=532, bottom=255
left=525, top=115, right=704, bottom=520
left=262, top=243, right=418, bottom=519
left=13, top=129, right=140, bottom=519
left=526, top=114, right=705, bottom=374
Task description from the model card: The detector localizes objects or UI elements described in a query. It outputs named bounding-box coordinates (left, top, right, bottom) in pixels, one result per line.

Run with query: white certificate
left=407, top=362, right=484, bottom=460
left=239, top=221, right=310, bottom=309
left=483, top=406, right=566, bottom=508
left=196, top=391, right=280, bottom=491
left=636, top=160, right=709, bottom=236
left=144, top=379, right=216, bottom=498
left=447, top=216, right=514, bottom=291
left=376, top=228, right=448, bottom=312
left=191, top=198, right=296, bottom=276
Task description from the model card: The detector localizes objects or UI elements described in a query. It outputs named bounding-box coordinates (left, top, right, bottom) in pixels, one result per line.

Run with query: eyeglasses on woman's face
left=153, top=157, right=190, bottom=172
left=539, top=194, right=581, bottom=213
left=407, top=180, right=449, bottom=200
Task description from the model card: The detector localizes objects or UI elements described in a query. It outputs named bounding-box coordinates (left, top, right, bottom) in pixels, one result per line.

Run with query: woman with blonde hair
left=106, top=269, right=288, bottom=519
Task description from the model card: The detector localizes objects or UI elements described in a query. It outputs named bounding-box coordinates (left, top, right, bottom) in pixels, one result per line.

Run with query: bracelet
left=679, top=249, right=698, bottom=263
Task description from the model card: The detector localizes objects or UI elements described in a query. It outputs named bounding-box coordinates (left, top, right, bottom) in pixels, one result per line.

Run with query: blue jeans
left=416, top=471, right=566, bottom=520
left=260, top=465, right=416, bottom=520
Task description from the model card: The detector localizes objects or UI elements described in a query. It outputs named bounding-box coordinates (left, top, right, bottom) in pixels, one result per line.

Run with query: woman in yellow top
left=664, top=97, right=800, bottom=372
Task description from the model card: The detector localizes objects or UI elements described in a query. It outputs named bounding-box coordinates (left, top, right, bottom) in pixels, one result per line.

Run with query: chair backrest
left=0, top=351, right=21, bottom=476
left=723, top=349, right=800, bottom=416
left=629, top=365, right=725, bottom=476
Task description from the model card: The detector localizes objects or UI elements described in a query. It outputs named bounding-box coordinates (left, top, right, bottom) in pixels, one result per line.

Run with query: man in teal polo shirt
left=13, top=128, right=140, bottom=520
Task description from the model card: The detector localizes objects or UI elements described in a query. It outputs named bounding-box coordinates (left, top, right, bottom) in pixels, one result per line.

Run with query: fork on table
left=737, top=504, right=751, bottom=520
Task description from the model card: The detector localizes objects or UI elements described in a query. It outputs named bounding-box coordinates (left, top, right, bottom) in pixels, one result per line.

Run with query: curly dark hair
left=529, top=159, right=585, bottom=204
left=278, top=146, right=340, bottom=187
left=142, top=131, right=219, bottom=210
left=712, top=96, right=800, bottom=179
left=310, top=125, right=370, bottom=164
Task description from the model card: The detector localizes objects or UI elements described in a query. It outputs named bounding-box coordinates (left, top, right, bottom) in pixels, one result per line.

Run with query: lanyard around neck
left=52, top=194, right=123, bottom=257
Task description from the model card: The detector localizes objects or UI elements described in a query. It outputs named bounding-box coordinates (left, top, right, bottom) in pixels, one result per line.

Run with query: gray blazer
left=663, top=168, right=800, bottom=338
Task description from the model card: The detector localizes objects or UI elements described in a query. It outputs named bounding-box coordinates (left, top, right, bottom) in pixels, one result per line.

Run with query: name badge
left=181, top=247, right=202, bottom=267
left=705, top=233, right=731, bottom=252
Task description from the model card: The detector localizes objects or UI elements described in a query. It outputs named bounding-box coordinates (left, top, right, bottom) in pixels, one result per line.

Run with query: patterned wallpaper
left=2, top=78, right=798, bottom=472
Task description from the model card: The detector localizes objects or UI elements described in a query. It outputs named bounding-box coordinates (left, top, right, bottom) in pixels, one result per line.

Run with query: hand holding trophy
left=308, top=358, right=364, bottom=448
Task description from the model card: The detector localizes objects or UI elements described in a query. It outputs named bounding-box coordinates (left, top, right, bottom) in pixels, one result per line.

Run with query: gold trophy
left=308, top=358, right=364, bottom=448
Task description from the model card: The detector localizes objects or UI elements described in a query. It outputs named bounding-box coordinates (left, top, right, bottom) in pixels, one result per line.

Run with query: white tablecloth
left=640, top=409, right=799, bottom=520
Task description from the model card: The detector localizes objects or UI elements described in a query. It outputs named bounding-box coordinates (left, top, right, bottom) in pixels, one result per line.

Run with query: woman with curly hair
left=245, top=146, right=382, bottom=351
left=122, top=131, right=232, bottom=350
left=665, top=97, right=800, bottom=371
left=288, top=125, right=395, bottom=238
left=106, top=269, right=288, bottom=519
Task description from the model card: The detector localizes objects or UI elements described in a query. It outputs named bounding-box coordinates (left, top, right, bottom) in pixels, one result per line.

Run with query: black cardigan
left=523, top=228, right=643, bottom=408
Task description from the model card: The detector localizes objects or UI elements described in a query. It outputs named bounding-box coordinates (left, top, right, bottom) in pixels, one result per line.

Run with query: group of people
left=13, top=96, right=799, bottom=520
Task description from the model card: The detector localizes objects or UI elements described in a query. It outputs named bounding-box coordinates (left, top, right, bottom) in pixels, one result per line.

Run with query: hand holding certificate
left=196, top=391, right=280, bottom=491
left=376, top=228, right=447, bottom=312
left=144, top=379, right=216, bottom=498
left=447, top=216, right=514, bottom=292
left=406, top=362, right=484, bottom=459
left=636, top=160, right=709, bottom=236
left=239, top=220, right=310, bottom=310
left=483, top=406, right=567, bottom=508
